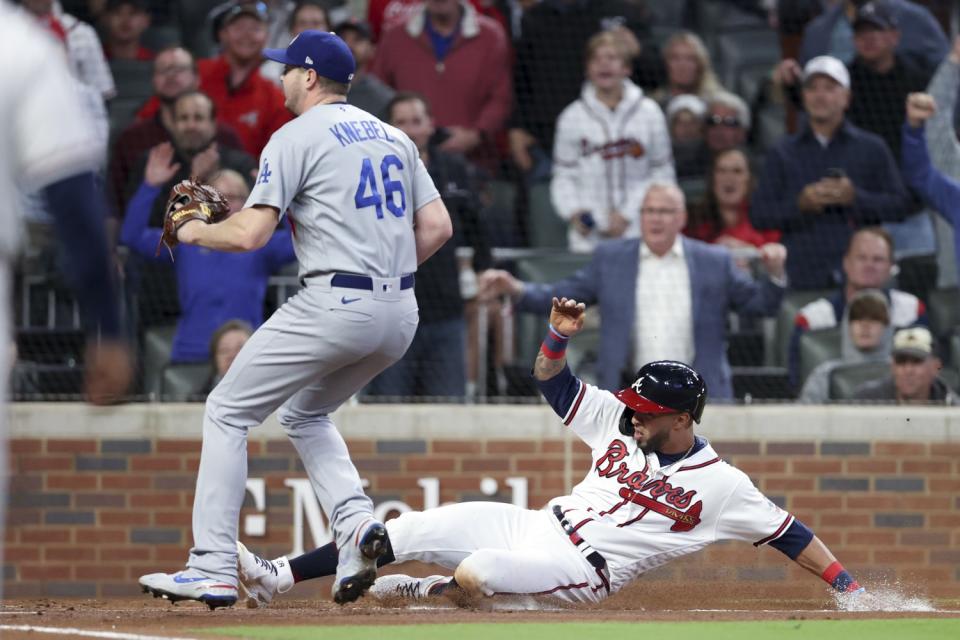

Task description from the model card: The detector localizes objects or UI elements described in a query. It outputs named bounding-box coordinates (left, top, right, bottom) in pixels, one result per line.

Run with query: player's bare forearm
left=534, top=297, right=586, bottom=380
left=793, top=535, right=837, bottom=576
left=182, top=205, right=280, bottom=252
left=414, top=199, right=453, bottom=264
left=794, top=535, right=864, bottom=593
left=534, top=350, right=567, bottom=381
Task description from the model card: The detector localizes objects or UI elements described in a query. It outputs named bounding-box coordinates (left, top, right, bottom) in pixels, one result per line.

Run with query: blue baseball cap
left=263, top=30, right=356, bottom=84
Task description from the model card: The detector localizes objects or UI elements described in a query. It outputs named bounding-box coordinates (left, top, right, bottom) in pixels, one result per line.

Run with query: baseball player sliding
left=235, top=297, right=866, bottom=607
left=139, top=30, right=453, bottom=608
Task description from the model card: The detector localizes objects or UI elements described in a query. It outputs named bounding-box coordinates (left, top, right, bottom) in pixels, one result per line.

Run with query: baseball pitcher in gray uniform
left=139, top=30, right=453, bottom=609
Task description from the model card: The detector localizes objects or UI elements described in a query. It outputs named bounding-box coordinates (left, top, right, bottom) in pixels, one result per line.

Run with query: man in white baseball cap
left=750, top=53, right=909, bottom=289
left=803, top=55, right=851, bottom=89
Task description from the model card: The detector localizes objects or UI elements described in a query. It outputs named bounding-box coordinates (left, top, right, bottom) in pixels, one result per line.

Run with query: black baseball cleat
left=332, top=520, right=392, bottom=605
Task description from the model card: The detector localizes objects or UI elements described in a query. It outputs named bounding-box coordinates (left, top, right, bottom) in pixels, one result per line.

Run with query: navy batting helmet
left=615, top=361, right=707, bottom=436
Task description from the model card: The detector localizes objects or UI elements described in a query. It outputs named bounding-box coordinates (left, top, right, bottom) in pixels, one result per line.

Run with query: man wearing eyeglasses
left=480, top=182, right=786, bottom=400
left=109, top=46, right=246, bottom=218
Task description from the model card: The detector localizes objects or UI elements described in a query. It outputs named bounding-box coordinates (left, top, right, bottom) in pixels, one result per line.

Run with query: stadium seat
left=771, top=289, right=834, bottom=368
left=513, top=253, right=592, bottom=364
left=735, top=62, right=774, bottom=109
left=141, top=24, right=181, bottom=51
left=894, top=251, right=938, bottom=303
left=926, top=287, right=959, bottom=340
left=527, top=182, right=567, bottom=249
left=483, top=180, right=521, bottom=248
left=829, top=361, right=890, bottom=400
left=646, top=0, right=687, bottom=28
left=798, top=326, right=842, bottom=387
left=16, top=328, right=85, bottom=365
left=133, top=259, right=180, bottom=328
left=12, top=363, right=83, bottom=399
left=728, top=329, right=764, bottom=367
left=715, top=30, right=779, bottom=98
left=143, top=325, right=176, bottom=399
left=940, top=367, right=960, bottom=393
left=108, top=59, right=154, bottom=136
left=177, top=0, right=222, bottom=58
left=678, top=177, right=707, bottom=206
left=754, top=102, right=786, bottom=153
left=732, top=366, right=792, bottom=400
left=690, top=2, right=768, bottom=54
left=161, top=363, right=212, bottom=402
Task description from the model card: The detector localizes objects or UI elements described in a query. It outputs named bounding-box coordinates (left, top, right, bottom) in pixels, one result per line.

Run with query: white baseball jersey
left=245, top=102, right=440, bottom=280
left=0, top=1, right=104, bottom=259
left=548, top=379, right=794, bottom=594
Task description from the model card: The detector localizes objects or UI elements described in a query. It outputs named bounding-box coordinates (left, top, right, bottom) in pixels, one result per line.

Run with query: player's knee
left=454, top=551, right=498, bottom=598
left=277, top=407, right=334, bottom=434
left=203, top=388, right=257, bottom=432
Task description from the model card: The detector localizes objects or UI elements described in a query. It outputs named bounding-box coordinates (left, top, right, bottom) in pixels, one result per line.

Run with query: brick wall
left=6, top=419, right=960, bottom=600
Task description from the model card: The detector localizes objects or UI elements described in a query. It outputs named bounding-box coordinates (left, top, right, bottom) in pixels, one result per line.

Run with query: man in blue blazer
left=480, top=183, right=787, bottom=399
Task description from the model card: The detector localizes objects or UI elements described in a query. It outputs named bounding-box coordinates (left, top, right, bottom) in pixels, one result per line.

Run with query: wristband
left=822, top=561, right=861, bottom=592
left=540, top=324, right=569, bottom=360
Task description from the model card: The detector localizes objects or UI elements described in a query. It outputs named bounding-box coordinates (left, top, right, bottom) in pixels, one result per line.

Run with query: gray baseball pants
left=187, top=273, right=418, bottom=584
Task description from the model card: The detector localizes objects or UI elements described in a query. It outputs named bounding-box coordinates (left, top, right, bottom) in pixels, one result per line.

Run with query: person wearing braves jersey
left=233, top=298, right=865, bottom=607
left=137, top=29, right=453, bottom=609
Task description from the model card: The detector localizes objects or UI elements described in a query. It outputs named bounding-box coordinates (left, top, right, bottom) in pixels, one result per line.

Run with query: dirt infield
left=2, top=582, right=959, bottom=640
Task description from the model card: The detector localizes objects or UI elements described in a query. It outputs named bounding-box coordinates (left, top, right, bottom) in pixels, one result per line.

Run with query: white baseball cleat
left=236, top=541, right=294, bottom=607
left=138, top=569, right=238, bottom=610
left=370, top=574, right=452, bottom=602
left=332, top=519, right=392, bottom=604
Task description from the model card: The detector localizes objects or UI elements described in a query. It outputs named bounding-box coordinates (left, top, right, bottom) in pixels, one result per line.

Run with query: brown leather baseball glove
left=155, top=179, right=230, bottom=259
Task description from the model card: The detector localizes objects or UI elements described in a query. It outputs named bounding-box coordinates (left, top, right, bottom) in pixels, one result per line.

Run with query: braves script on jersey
left=384, top=369, right=798, bottom=604
left=547, top=377, right=794, bottom=595
left=245, top=102, right=438, bottom=280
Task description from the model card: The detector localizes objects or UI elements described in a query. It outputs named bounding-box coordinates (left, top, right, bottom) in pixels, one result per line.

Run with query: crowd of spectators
left=11, top=0, right=960, bottom=405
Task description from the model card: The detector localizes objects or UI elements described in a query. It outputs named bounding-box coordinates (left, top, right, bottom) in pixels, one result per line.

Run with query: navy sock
left=289, top=542, right=397, bottom=583
left=432, top=577, right=458, bottom=596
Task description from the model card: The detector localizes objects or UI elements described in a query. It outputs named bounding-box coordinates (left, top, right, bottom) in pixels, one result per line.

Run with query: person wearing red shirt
left=687, top=148, right=781, bottom=259
left=198, top=2, right=291, bottom=156
left=368, top=0, right=507, bottom=42
left=371, top=0, right=510, bottom=162
left=101, top=0, right=153, bottom=61
left=108, top=46, right=245, bottom=217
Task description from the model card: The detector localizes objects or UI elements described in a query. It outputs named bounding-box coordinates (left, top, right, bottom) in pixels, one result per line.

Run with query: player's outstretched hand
left=549, top=297, right=586, bottom=337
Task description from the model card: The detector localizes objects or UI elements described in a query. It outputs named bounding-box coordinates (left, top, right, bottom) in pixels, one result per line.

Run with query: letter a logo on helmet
left=615, top=361, right=707, bottom=424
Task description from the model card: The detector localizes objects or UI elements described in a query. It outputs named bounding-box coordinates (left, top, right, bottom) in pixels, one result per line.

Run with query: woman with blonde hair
left=653, top=31, right=726, bottom=107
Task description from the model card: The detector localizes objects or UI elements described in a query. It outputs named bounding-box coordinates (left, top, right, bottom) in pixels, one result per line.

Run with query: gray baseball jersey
left=244, top=102, right=440, bottom=279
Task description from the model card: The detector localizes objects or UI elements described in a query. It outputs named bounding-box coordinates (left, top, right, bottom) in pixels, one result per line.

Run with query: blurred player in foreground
left=235, top=298, right=865, bottom=607
left=0, top=0, right=131, bottom=599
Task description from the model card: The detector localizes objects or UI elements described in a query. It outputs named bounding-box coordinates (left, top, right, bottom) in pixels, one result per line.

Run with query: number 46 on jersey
left=354, top=154, right=406, bottom=219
